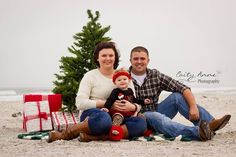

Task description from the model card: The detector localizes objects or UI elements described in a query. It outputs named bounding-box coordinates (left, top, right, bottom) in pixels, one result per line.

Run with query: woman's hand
left=96, top=100, right=106, bottom=108
left=100, top=108, right=109, bottom=112
left=112, top=100, right=135, bottom=112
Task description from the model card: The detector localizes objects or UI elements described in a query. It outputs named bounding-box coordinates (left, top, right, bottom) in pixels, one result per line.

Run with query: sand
left=0, top=92, right=235, bottom=157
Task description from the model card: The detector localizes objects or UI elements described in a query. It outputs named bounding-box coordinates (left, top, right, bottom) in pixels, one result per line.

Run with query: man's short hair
left=130, top=46, right=149, bottom=58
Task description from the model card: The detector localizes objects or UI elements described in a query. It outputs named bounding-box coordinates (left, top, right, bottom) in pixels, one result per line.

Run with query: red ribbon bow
left=24, top=112, right=48, bottom=122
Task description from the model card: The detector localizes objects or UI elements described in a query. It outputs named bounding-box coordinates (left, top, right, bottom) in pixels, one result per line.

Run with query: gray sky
left=1, top=0, right=236, bottom=89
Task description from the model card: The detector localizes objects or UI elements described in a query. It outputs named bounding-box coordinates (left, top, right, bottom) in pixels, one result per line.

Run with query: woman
left=47, top=42, right=147, bottom=142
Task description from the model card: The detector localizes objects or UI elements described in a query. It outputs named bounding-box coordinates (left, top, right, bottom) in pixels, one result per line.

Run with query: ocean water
left=0, top=87, right=236, bottom=102
left=0, top=88, right=53, bottom=101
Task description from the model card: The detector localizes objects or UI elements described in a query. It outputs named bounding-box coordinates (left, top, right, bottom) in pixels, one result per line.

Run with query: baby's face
left=114, top=75, right=130, bottom=90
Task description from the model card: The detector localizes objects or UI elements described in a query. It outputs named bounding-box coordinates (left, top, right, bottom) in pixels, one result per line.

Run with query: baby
left=101, top=69, right=151, bottom=137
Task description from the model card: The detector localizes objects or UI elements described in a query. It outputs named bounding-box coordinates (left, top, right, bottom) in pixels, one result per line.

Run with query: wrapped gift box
left=51, top=111, right=80, bottom=131
left=23, top=101, right=53, bottom=132
left=23, top=94, right=62, bottom=112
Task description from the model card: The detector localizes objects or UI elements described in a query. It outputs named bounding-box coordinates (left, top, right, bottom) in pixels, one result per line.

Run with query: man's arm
left=158, top=71, right=200, bottom=120
left=183, top=88, right=200, bottom=121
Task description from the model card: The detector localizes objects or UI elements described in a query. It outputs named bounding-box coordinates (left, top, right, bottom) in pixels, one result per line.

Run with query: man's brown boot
left=79, top=133, right=109, bottom=142
left=199, top=120, right=214, bottom=141
left=209, top=115, right=231, bottom=132
left=47, top=118, right=89, bottom=143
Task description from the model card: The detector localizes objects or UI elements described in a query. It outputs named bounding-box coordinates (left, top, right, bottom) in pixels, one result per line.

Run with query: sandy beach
left=0, top=92, right=235, bottom=157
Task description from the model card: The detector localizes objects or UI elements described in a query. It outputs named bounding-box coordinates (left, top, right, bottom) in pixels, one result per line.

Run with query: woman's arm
left=112, top=99, right=136, bottom=112
left=96, top=100, right=106, bottom=108
left=76, top=72, right=97, bottom=110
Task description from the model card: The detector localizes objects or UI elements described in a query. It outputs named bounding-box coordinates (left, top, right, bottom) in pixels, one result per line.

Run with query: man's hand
left=144, top=98, right=153, bottom=105
left=112, top=100, right=135, bottom=112
left=189, top=106, right=200, bottom=121
left=183, top=89, right=200, bottom=121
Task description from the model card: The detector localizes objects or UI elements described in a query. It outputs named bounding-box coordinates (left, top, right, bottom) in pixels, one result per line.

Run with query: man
left=128, top=46, right=231, bottom=140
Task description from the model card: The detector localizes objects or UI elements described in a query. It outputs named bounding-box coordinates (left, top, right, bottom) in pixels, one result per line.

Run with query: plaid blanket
left=17, top=132, right=192, bottom=142
left=17, top=131, right=49, bottom=140
left=131, top=134, right=192, bottom=142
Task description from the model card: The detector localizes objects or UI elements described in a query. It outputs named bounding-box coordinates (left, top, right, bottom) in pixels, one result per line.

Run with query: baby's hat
left=112, top=69, right=131, bottom=83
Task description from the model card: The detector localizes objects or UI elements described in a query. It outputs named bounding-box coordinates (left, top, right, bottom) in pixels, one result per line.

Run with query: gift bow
left=38, top=112, right=48, bottom=120
left=25, top=112, right=48, bottom=122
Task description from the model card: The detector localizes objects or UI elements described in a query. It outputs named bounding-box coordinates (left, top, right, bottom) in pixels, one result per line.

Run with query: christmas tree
left=53, top=10, right=111, bottom=112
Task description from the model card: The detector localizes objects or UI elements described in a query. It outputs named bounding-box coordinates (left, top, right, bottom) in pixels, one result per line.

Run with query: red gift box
left=23, top=101, right=52, bottom=132
left=23, top=94, right=62, bottom=112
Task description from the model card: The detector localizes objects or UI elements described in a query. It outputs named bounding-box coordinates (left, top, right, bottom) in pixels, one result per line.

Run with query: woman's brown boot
left=47, top=118, right=89, bottom=143
left=79, top=133, right=109, bottom=142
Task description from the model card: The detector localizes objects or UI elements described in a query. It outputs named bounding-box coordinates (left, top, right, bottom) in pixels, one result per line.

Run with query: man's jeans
left=157, top=92, right=214, bottom=125
left=144, top=92, right=214, bottom=140
left=144, top=111, right=200, bottom=140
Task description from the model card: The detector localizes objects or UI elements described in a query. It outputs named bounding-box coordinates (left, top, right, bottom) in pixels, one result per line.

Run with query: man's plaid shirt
left=129, top=68, right=190, bottom=112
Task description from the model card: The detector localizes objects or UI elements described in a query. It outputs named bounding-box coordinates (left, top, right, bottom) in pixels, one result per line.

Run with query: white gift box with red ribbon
left=23, top=101, right=53, bottom=132
left=51, top=111, right=80, bottom=131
